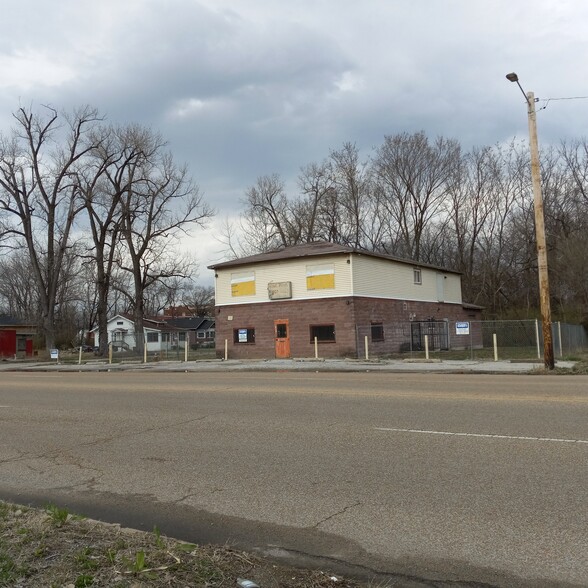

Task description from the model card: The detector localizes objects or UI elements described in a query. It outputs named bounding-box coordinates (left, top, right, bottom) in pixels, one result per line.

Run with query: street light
left=506, top=72, right=554, bottom=370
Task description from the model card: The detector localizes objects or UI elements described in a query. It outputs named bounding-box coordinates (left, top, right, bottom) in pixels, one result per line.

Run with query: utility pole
left=506, top=73, right=554, bottom=369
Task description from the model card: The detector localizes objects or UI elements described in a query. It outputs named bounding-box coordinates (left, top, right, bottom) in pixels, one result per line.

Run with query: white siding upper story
left=215, top=254, right=353, bottom=305
left=214, top=253, right=463, bottom=306
left=351, top=254, right=462, bottom=304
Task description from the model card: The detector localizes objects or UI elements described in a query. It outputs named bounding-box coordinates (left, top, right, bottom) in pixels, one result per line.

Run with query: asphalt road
left=1, top=371, right=587, bottom=587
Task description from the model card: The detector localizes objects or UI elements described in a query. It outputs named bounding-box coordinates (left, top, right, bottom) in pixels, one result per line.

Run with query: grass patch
left=0, top=499, right=380, bottom=587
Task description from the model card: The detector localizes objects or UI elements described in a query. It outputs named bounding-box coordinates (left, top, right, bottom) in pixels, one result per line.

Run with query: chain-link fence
left=104, top=331, right=216, bottom=362
left=355, top=319, right=588, bottom=361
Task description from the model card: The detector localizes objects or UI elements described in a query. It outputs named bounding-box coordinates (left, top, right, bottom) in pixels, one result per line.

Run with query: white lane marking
left=0, top=406, right=11, bottom=408
left=375, top=427, right=588, bottom=445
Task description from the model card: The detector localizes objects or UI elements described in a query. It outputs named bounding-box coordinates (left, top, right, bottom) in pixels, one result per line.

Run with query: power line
left=542, top=95, right=588, bottom=101
left=537, top=95, right=588, bottom=112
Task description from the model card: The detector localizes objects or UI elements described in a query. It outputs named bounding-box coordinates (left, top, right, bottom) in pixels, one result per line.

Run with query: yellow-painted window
left=306, top=264, right=335, bottom=290
left=231, top=271, right=256, bottom=296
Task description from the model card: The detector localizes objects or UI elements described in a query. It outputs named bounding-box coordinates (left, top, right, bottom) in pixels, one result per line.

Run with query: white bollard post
left=493, top=333, right=498, bottom=362
left=424, top=335, right=429, bottom=360
left=364, top=335, right=369, bottom=360
left=557, top=321, right=563, bottom=358
left=314, top=336, right=318, bottom=359
left=535, top=319, right=541, bottom=359
left=78, top=345, right=82, bottom=365
left=224, top=339, right=228, bottom=361
left=108, top=342, right=112, bottom=364
left=144, top=334, right=148, bottom=363
left=184, top=334, right=188, bottom=362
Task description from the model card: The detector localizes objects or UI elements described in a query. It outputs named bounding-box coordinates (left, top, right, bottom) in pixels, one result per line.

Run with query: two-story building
left=209, top=241, right=482, bottom=359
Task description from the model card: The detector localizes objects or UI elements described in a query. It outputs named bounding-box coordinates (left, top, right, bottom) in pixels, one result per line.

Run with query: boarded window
left=231, top=271, right=256, bottom=297
left=234, top=328, right=255, bottom=344
left=371, top=323, right=384, bottom=342
left=306, top=264, right=335, bottom=290
left=309, top=324, right=335, bottom=342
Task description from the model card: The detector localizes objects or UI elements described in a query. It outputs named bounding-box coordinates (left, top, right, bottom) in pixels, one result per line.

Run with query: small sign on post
left=50, top=349, right=59, bottom=361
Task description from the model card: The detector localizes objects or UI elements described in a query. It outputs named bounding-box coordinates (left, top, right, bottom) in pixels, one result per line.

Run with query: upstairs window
left=306, top=264, right=335, bottom=290
left=231, top=271, right=256, bottom=297
left=413, top=268, right=422, bottom=285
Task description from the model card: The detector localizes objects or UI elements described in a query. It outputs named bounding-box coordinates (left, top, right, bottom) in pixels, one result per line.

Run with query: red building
left=0, top=315, right=36, bottom=358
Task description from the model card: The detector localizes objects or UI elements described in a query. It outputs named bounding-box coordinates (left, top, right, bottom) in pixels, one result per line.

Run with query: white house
left=92, top=314, right=185, bottom=353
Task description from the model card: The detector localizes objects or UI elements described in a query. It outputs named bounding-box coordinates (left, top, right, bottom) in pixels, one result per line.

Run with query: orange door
left=274, top=320, right=290, bottom=358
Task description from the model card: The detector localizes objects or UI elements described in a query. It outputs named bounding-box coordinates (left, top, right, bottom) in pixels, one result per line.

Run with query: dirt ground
left=0, top=500, right=384, bottom=588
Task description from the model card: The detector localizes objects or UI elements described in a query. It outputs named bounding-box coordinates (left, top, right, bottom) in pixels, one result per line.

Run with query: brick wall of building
left=215, top=296, right=482, bottom=359
left=216, top=297, right=357, bottom=359
left=352, top=297, right=482, bottom=355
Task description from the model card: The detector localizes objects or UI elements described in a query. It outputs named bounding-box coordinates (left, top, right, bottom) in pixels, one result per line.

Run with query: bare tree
left=182, top=284, right=215, bottom=316
left=329, top=142, right=371, bottom=248
left=559, top=138, right=588, bottom=205
left=445, top=145, right=501, bottom=302
left=113, top=126, right=213, bottom=348
left=241, top=174, right=299, bottom=252
left=373, top=131, right=460, bottom=261
left=0, top=252, right=40, bottom=320
left=297, top=161, right=335, bottom=243
left=0, top=105, right=103, bottom=349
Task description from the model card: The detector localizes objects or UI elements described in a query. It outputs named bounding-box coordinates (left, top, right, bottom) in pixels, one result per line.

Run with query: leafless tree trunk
left=241, top=174, right=298, bottom=252
left=113, top=126, right=213, bottom=349
left=0, top=105, right=102, bottom=349
left=373, top=131, right=460, bottom=261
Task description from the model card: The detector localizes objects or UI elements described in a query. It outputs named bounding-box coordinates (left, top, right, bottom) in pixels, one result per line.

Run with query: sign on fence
left=455, top=322, right=470, bottom=335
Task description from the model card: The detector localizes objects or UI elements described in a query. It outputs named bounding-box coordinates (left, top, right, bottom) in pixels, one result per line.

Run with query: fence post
left=493, top=333, right=498, bottom=362
left=314, top=336, right=318, bottom=359
left=557, top=322, right=563, bottom=358
left=108, top=342, right=112, bottom=364
left=470, top=324, right=474, bottom=360
left=224, top=339, right=228, bottom=361
left=185, top=333, right=189, bottom=362
left=144, top=334, right=147, bottom=363
left=424, top=335, right=429, bottom=360
left=535, top=319, right=541, bottom=359
left=364, top=335, right=369, bottom=360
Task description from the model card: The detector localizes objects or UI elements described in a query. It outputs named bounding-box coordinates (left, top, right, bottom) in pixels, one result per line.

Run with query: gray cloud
left=2, top=0, right=587, bottom=266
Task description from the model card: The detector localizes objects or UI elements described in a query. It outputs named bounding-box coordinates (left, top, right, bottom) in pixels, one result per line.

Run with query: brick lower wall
left=215, top=297, right=356, bottom=359
left=352, top=297, right=482, bottom=354
left=215, top=296, right=482, bottom=359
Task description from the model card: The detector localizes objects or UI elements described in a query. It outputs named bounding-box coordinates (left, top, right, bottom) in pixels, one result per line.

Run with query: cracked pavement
left=1, top=370, right=588, bottom=587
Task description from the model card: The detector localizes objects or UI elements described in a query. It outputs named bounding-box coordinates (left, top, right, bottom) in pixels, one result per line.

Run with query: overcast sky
left=2, top=0, right=587, bottom=277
